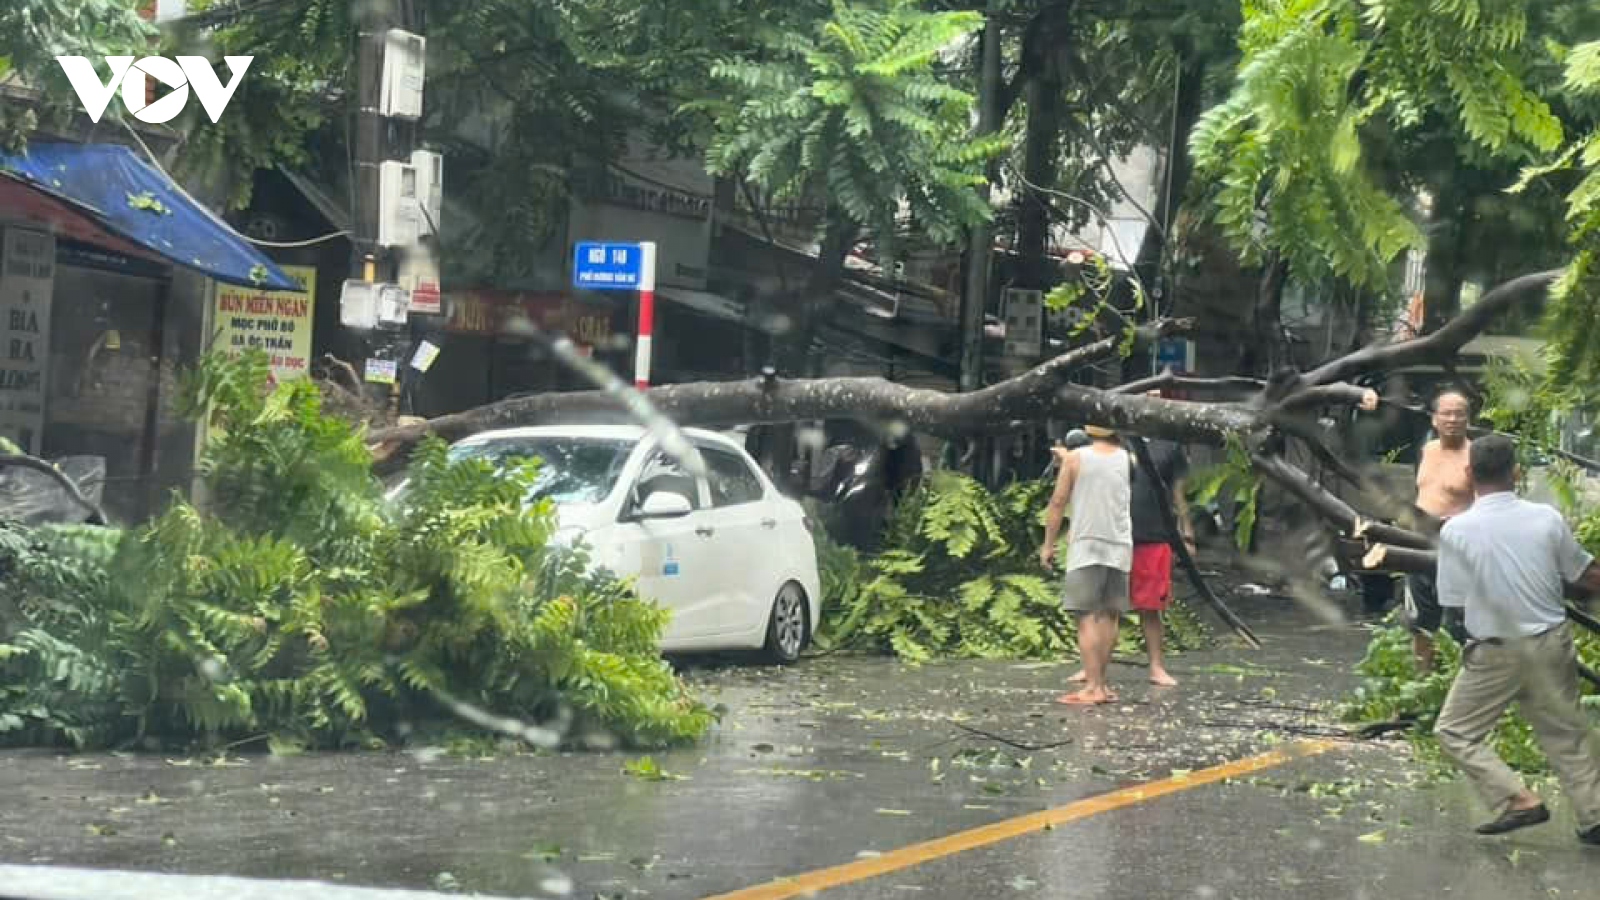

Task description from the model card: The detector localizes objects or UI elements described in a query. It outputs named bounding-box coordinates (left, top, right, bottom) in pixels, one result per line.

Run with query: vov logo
left=54, top=56, right=253, bottom=124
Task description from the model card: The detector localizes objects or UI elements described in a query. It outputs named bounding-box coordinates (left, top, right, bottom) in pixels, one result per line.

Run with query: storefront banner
left=0, top=227, right=56, bottom=454
left=214, top=265, right=316, bottom=382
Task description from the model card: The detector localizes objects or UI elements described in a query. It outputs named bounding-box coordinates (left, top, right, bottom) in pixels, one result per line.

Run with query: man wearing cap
left=1041, top=424, right=1133, bottom=705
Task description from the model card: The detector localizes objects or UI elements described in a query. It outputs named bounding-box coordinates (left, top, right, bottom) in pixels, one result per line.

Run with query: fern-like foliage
left=1193, top=0, right=1577, bottom=289
left=0, top=351, right=711, bottom=752
left=1517, top=38, right=1600, bottom=388
left=817, top=472, right=1211, bottom=664
left=705, top=0, right=1004, bottom=263
left=1187, top=435, right=1263, bottom=553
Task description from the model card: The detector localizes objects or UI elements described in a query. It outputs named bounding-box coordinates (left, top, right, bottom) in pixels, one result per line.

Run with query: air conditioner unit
left=380, top=30, right=426, bottom=120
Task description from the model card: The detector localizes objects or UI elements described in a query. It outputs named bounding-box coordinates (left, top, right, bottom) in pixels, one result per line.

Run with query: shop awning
left=0, top=142, right=300, bottom=291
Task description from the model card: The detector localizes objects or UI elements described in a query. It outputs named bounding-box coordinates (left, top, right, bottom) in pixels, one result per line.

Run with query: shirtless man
left=1409, top=388, right=1475, bottom=671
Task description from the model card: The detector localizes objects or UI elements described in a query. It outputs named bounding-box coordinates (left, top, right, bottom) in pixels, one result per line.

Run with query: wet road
left=1, top=594, right=1595, bottom=899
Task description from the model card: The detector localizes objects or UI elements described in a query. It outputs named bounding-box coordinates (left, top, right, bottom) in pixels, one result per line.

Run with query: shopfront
left=1, top=142, right=300, bottom=521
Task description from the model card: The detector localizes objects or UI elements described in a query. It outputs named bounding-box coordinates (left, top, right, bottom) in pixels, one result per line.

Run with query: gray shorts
left=1062, top=565, right=1130, bottom=615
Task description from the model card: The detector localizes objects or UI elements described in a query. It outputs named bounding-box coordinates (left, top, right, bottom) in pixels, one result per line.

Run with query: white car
left=431, top=424, right=821, bottom=663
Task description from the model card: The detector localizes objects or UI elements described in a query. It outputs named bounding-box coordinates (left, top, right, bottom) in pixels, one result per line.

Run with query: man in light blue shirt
left=1434, top=434, right=1600, bottom=843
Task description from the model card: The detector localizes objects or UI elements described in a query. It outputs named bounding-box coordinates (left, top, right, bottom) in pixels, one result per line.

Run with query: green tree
left=1190, top=0, right=1585, bottom=368
left=0, top=0, right=154, bottom=149
left=1523, top=38, right=1600, bottom=387
left=703, top=0, right=1007, bottom=375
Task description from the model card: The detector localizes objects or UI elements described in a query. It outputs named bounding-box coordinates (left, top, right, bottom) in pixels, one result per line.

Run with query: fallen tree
left=370, top=269, right=1563, bottom=584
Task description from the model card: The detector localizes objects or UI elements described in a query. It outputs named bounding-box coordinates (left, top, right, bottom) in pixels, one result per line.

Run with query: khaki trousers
left=1434, top=623, right=1600, bottom=830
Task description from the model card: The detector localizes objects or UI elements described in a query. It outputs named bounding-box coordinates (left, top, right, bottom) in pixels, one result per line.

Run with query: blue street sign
left=1155, top=337, right=1192, bottom=374
left=573, top=241, right=645, bottom=290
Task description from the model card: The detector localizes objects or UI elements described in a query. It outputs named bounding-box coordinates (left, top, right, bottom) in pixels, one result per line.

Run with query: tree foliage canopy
left=1188, top=0, right=1594, bottom=292
left=0, top=352, right=712, bottom=752
left=704, top=0, right=1006, bottom=261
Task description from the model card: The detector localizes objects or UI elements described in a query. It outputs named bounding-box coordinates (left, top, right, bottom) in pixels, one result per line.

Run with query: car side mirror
left=636, top=490, right=693, bottom=519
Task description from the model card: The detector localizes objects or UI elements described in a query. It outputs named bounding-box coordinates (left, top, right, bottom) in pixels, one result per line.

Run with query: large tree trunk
left=1015, top=65, right=1061, bottom=291
left=1245, top=255, right=1292, bottom=374
left=960, top=2, right=1005, bottom=396
left=1422, top=187, right=1466, bottom=334
left=1133, top=52, right=1205, bottom=289
left=369, top=269, right=1562, bottom=579
left=753, top=213, right=853, bottom=493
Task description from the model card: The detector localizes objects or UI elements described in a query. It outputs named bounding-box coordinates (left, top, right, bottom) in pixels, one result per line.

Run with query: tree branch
left=1252, top=453, right=1433, bottom=552
left=1303, top=269, right=1562, bottom=387
left=0, top=454, right=109, bottom=525
left=1114, top=370, right=1265, bottom=398
left=368, top=319, right=1225, bottom=466
left=1272, top=382, right=1376, bottom=414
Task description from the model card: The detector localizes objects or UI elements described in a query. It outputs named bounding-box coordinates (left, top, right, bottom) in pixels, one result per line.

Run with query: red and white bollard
left=634, top=241, right=657, bottom=390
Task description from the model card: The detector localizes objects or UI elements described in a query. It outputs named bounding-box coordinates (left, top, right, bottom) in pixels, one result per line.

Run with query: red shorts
left=1130, top=543, right=1174, bottom=611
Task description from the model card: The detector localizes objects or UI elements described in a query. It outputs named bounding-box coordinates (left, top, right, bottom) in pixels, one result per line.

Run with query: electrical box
left=340, top=279, right=378, bottom=330
left=410, top=149, right=442, bottom=236
left=380, top=29, right=426, bottom=120
left=378, top=151, right=442, bottom=247
left=340, top=280, right=410, bottom=330
left=1002, top=288, right=1043, bottom=359
left=378, top=160, right=421, bottom=247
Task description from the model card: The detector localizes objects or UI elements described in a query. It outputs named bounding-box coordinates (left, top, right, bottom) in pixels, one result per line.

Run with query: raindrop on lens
left=538, top=873, right=574, bottom=896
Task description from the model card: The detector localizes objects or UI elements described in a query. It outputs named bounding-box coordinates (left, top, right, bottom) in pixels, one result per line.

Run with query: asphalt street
left=2, top=592, right=1595, bottom=899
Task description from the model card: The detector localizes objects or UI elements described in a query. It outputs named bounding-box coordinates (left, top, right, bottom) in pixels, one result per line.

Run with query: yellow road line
left=700, top=739, right=1339, bottom=900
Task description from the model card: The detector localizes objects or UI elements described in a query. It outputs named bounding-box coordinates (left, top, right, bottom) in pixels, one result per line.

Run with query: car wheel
left=762, top=582, right=810, bottom=665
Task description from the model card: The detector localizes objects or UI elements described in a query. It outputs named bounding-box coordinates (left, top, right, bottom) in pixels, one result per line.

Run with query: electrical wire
left=120, top=119, right=349, bottom=249
left=244, top=230, right=352, bottom=247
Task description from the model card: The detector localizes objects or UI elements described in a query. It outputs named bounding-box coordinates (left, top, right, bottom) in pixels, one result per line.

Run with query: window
left=449, top=437, right=632, bottom=505
left=704, top=448, right=765, bottom=507
left=632, top=451, right=702, bottom=511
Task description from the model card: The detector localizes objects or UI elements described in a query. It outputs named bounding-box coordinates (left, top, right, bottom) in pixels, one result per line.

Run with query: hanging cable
left=120, top=119, right=350, bottom=249
left=243, top=230, right=352, bottom=248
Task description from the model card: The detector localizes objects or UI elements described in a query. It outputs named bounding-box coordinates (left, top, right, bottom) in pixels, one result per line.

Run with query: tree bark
left=961, top=0, right=1005, bottom=395
left=1422, top=187, right=1466, bottom=334
left=367, top=266, right=1565, bottom=583
left=1301, top=269, right=1561, bottom=388
left=1133, top=51, right=1205, bottom=289
left=370, top=319, right=1215, bottom=467
left=0, top=454, right=109, bottom=525
left=1246, top=255, right=1291, bottom=374
left=1016, top=65, right=1061, bottom=291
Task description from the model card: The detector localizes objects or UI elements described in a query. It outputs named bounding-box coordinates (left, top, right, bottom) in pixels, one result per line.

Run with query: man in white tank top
left=1040, top=425, right=1134, bottom=705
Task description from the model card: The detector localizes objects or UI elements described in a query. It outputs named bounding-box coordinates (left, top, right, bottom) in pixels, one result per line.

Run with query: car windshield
left=448, top=437, right=633, bottom=505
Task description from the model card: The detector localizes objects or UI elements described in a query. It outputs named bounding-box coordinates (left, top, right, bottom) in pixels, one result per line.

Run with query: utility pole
left=351, top=0, right=419, bottom=414
left=353, top=1, right=394, bottom=282
left=960, top=0, right=1003, bottom=395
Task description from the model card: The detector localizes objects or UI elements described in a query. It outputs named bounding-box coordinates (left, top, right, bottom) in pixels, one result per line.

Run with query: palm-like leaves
left=707, top=0, right=1005, bottom=258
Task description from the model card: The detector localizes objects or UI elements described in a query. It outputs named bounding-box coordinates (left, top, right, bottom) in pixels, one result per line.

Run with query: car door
left=607, top=447, right=729, bottom=644
left=693, top=444, right=786, bottom=635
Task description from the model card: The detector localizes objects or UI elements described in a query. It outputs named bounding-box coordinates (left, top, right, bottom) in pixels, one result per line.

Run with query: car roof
left=452, top=424, right=746, bottom=453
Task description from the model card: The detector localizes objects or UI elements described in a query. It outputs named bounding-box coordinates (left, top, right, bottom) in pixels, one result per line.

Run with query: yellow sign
left=214, top=266, right=316, bottom=382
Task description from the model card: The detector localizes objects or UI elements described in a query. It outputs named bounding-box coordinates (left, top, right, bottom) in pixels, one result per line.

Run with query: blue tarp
left=0, top=142, right=300, bottom=292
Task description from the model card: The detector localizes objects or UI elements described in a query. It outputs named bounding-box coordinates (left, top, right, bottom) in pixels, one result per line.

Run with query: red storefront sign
left=444, top=290, right=613, bottom=345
